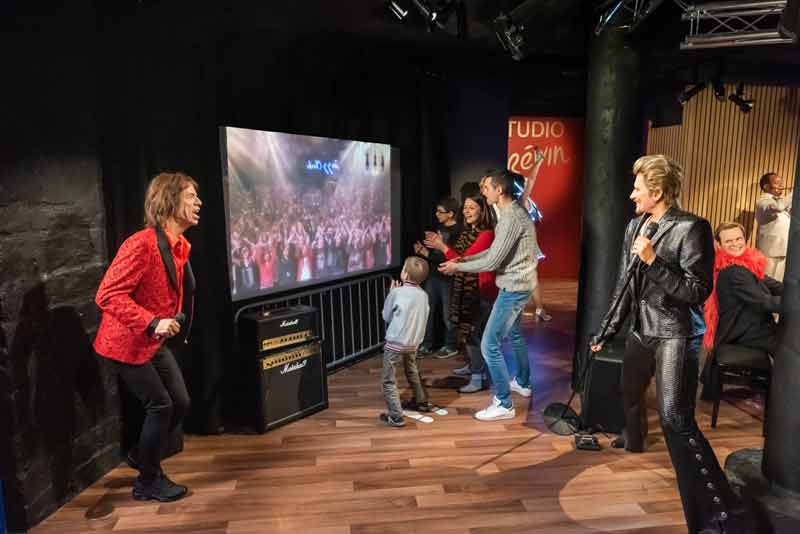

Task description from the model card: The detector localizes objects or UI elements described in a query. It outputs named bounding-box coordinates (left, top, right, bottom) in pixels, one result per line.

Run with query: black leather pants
left=621, top=333, right=749, bottom=534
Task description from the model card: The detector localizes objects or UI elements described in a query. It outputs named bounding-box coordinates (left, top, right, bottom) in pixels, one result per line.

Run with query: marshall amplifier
left=239, top=305, right=319, bottom=356
left=255, top=340, right=328, bottom=432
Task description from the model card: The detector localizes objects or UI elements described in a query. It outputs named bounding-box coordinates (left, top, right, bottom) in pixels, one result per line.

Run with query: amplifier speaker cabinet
left=239, top=304, right=319, bottom=356
left=255, top=340, right=328, bottom=432
left=581, top=339, right=626, bottom=435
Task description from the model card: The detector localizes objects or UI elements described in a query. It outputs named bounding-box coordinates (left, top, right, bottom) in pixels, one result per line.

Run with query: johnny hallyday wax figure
left=590, top=155, right=758, bottom=534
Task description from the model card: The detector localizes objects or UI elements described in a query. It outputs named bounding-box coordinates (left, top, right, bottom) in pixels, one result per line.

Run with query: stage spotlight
left=729, top=82, right=754, bottom=113
left=386, top=0, right=410, bottom=22
left=711, top=77, right=726, bottom=101
left=493, top=12, right=526, bottom=61
left=678, top=82, right=706, bottom=105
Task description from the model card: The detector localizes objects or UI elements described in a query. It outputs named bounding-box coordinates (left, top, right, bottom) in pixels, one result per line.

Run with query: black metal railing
left=233, top=273, right=393, bottom=369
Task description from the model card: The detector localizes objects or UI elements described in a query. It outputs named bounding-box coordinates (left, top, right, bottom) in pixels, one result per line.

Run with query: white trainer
left=509, top=378, right=532, bottom=397
left=475, top=403, right=515, bottom=421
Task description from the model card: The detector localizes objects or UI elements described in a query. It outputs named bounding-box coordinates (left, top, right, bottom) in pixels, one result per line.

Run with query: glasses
left=435, top=209, right=450, bottom=215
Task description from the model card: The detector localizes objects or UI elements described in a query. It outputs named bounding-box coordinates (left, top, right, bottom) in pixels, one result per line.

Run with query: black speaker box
left=239, top=305, right=319, bottom=356
left=581, top=339, right=626, bottom=434
left=255, top=340, right=328, bottom=432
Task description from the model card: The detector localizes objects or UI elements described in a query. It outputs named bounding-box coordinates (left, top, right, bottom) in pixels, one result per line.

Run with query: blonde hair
left=714, top=221, right=746, bottom=242
left=632, top=154, right=683, bottom=208
left=143, top=172, right=198, bottom=228
left=403, top=256, right=429, bottom=284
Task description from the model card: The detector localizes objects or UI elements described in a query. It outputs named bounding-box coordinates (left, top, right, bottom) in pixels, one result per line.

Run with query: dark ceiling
left=132, top=0, right=798, bottom=78
left=35, top=0, right=588, bottom=67
left=2, top=0, right=796, bottom=82
left=190, top=0, right=594, bottom=60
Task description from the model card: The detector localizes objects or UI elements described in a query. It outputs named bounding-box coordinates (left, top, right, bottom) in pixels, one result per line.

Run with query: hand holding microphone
left=631, top=222, right=660, bottom=266
left=591, top=222, right=660, bottom=354
left=154, top=312, right=185, bottom=339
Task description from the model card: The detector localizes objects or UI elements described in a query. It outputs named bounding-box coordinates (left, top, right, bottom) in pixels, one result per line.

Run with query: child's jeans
left=381, top=348, right=428, bottom=419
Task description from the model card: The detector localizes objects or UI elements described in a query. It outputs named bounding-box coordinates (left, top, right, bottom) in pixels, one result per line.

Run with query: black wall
left=445, top=60, right=587, bottom=201
left=1, top=2, right=122, bottom=530
left=446, top=73, right=512, bottom=201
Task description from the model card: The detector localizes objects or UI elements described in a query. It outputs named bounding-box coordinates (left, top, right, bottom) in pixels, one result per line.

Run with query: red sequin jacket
left=93, top=227, right=194, bottom=364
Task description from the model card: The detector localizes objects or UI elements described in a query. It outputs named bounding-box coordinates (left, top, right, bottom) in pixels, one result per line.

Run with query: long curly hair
left=143, top=171, right=198, bottom=228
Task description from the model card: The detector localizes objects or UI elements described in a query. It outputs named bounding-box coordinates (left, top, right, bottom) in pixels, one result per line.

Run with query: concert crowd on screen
left=228, top=175, right=391, bottom=296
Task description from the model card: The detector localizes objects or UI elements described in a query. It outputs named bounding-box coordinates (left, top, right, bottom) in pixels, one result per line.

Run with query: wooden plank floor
left=32, top=279, right=765, bottom=534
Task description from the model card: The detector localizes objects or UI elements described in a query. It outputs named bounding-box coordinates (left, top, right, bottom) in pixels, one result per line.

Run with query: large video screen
left=220, top=126, right=401, bottom=301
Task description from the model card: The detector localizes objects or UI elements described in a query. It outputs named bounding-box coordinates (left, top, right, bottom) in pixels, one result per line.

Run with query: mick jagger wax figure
left=94, top=172, right=201, bottom=502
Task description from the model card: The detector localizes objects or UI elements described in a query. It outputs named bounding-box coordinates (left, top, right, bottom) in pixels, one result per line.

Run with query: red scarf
left=703, top=246, right=768, bottom=349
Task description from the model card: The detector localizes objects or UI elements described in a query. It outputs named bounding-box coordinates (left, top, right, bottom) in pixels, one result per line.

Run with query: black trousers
left=423, top=274, right=457, bottom=348
left=622, top=333, right=743, bottom=533
left=464, top=298, right=491, bottom=375
left=113, top=345, right=190, bottom=482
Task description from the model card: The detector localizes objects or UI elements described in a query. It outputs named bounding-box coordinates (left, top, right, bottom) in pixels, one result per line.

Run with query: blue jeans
left=481, top=289, right=532, bottom=409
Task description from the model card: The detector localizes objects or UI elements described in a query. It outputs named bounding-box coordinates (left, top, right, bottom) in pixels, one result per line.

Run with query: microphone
left=628, top=221, right=660, bottom=271
left=589, top=221, right=660, bottom=353
left=643, top=221, right=660, bottom=241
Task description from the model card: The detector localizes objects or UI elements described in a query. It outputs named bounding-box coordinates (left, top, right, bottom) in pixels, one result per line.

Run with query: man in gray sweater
left=441, top=170, right=539, bottom=421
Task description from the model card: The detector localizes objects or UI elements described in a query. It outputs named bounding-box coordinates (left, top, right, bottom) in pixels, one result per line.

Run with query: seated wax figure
left=703, top=222, right=783, bottom=354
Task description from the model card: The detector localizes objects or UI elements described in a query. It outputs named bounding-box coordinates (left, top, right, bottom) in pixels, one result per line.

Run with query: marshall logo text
left=280, top=359, right=308, bottom=375
left=280, top=319, right=299, bottom=328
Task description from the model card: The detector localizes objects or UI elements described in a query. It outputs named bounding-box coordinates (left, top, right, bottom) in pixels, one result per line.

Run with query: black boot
left=133, top=474, right=188, bottom=502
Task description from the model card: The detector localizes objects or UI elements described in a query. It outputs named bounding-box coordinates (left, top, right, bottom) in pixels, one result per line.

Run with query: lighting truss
left=594, top=0, right=666, bottom=35
left=680, top=0, right=797, bottom=49
left=594, top=0, right=797, bottom=49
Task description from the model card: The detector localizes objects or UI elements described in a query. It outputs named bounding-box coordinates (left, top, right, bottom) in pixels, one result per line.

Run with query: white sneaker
left=509, top=378, right=532, bottom=397
left=475, top=403, right=515, bottom=421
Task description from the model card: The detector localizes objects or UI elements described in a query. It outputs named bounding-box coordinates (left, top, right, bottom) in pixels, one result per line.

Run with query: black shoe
left=402, top=399, right=434, bottom=412
left=611, top=436, right=626, bottom=449
left=417, top=345, right=433, bottom=357
left=379, top=413, right=406, bottom=427
left=132, top=474, right=188, bottom=502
